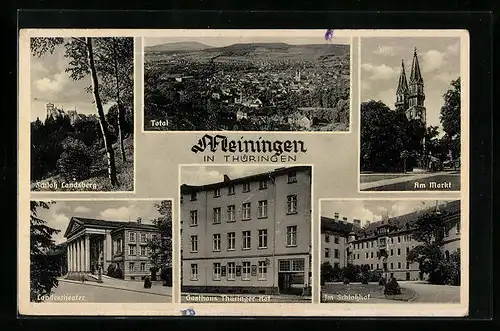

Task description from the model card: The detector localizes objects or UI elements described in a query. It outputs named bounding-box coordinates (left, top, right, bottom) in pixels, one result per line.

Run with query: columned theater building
left=180, top=166, right=312, bottom=295
left=321, top=200, right=461, bottom=281
left=64, top=217, right=160, bottom=280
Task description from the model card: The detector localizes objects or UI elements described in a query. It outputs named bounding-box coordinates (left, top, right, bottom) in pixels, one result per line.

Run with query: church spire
left=395, top=59, right=409, bottom=110
left=410, top=47, right=423, bottom=84
left=396, top=59, right=409, bottom=94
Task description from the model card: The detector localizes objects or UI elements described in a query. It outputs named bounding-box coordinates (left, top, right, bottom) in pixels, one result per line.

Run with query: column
left=73, top=241, right=77, bottom=272
left=76, top=238, right=80, bottom=272
left=79, top=238, right=83, bottom=272
left=85, top=235, right=90, bottom=272
left=67, top=242, right=72, bottom=273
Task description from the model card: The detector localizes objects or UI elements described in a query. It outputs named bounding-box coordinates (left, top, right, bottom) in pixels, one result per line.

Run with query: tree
left=407, top=203, right=461, bottom=285
left=400, top=150, right=410, bottom=173
left=31, top=37, right=119, bottom=186
left=94, top=37, right=134, bottom=162
left=30, top=201, right=61, bottom=302
left=440, top=78, right=461, bottom=159
left=147, top=200, right=173, bottom=286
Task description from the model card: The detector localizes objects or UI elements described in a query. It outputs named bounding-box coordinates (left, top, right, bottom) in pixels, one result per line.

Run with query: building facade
left=180, top=166, right=312, bottom=295
left=321, top=200, right=461, bottom=281
left=64, top=217, right=161, bottom=281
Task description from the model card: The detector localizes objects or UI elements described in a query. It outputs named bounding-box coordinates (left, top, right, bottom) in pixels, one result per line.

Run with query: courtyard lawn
left=321, top=283, right=416, bottom=303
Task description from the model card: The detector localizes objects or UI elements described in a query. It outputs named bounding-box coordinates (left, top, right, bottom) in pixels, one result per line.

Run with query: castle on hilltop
left=395, top=48, right=426, bottom=126
left=45, top=103, right=82, bottom=125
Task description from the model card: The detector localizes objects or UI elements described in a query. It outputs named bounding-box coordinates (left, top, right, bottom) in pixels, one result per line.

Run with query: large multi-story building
left=321, top=200, right=460, bottom=281
left=64, top=217, right=161, bottom=281
left=180, top=166, right=312, bottom=295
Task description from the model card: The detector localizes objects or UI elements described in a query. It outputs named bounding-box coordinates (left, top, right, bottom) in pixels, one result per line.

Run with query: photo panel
left=319, top=199, right=464, bottom=307
left=143, top=30, right=351, bottom=132
left=359, top=37, right=462, bottom=192
left=29, top=199, right=173, bottom=304
left=30, top=36, right=136, bottom=192
left=179, top=164, right=313, bottom=303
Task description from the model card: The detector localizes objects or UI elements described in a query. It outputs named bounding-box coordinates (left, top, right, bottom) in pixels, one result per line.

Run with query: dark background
left=6, top=4, right=495, bottom=330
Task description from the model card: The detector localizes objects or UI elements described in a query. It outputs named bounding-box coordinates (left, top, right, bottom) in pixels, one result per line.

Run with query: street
left=361, top=172, right=460, bottom=191
left=45, top=280, right=172, bottom=303
left=399, top=282, right=460, bottom=303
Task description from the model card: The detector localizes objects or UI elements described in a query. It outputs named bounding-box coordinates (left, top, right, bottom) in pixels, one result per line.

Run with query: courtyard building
left=64, top=217, right=162, bottom=281
left=321, top=200, right=460, bottom=281
left=180, top=166, right=312, bottom=295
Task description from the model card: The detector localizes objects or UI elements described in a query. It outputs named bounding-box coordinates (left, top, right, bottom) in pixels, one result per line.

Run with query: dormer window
left=242, top=182, right=251, bottom=192
left=190, top=192, right=197, bottom=201
left=287, top=171, right=297, bottom=183
left=213, top=187, right=221, bottom=198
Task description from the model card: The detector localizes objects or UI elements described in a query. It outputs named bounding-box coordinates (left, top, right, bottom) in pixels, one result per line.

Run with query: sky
left=181, top=165, right=283, bottom=186
left=30, top=38, right=113, bottom=122
left=361, top=37, right=460, bottom=135
left=321, top=199, right=456, bottom=227
left=33, top=200, right=165, bottom=244
left=144, top=36, right=350, bottom=48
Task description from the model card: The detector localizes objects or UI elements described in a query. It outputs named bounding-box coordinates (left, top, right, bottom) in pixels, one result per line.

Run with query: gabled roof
left=64, top=217, right=157, bottom=238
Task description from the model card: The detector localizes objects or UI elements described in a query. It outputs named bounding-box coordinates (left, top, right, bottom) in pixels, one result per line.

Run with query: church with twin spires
left=395, top=48, right=427, bottom=127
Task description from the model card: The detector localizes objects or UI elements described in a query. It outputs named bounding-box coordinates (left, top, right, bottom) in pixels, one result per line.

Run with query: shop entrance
left=278, top=258, right=306, bottom=295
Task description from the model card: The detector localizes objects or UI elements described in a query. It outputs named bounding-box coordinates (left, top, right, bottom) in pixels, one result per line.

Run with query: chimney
left=343, top=217, right=348, bottom=222
left=334, top=212, right=339, bottom=219
left=136, top=217, right=142, bottom=225
left=223, top=175, right=231, bottom=182
left=353, top=219, right=361, bottom=228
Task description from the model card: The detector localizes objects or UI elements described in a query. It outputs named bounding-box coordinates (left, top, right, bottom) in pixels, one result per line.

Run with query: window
left=398, top=236, right=401, bottom=243
left=370, top=252, right=374, bottom=258
left=258, top=200, right=268, bottom=218
left=115, top=238, right=123, bottom=254
left=288, top=171, right=297, bottom=183
left=398, top=248, right=401, bottom=255
left=190, top=235, right=198, bottom=252
left=129, top=232, right=135, bottom=242
left=242, top=231, right=251, bottom=250
left=258, top=229, right=267, bottom=249
left=190, top=192, right=197, bottom=201
left=390, top=263, right=394, bottom=269
left=325, top=248, right=330, bottom=258
left=259, top=179, right=267, bottom=189
left=390, top=249, right=394, bottom=256
left=287, top=195, right=297, bottom=213
left=242, top=202, right=251, bottom=220
left=406, top=262, right=410, bottom=269
left=140, top=246, right=146, bottom=256
left=357, top=253, right=360, bottom=259
left=190, top=264, right=198, bottom=280
left=371, top=264, right=373, bottom=270
left=258, top=261, right=267, bottom=280
left=213, top=263, right=221, bottom=280
left=334, top=249, right=339, bottom=258
left=243, top=182, right=251, bottom=192
left=242, top=262, right=251, bottom=280
left=398, top=262, right=401, bottom=269
left=190, top=210, right=198, bottom=226
left=214, top=188, right=221, bottom=197
left=227, top=262, right=236, bottom=280
left=227, top=205, right=235, bottom=222
left=372, top=241, right=375, bottom=248
left=286, top=226, right=297, bottom=246
left=141, top=233, right=147, bottom=243
left=213, top=234, right=221, bottom=251
left=129, top=245, right=136, bottom=255
left=227, top=232, right=235, bottom=250
left=365, top=252, right=368, bottom=258
left=334, top=262, right=340, bottom=269
left=228, top=185, right=235, bottom=195
left=334, top=236, right=339, bottom=244
left=362, top=242, right=364, bottom=249
left=140, top=263, right=146, bottom=272
left=213, top=207, right=221, bottom=224
left=391, top=238, right=394, bottom=244
left=129, top=262, right=134, bottom=272
left=325, top=235, right=330, bottom=243
left=406, top=247, right=410, bottom=254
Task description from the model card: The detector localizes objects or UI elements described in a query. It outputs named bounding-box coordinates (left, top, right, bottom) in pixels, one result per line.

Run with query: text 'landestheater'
left=180, top=166, right=312, bottom=295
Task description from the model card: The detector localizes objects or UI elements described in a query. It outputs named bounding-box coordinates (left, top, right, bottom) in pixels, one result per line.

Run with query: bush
left=384, top=277, right=402, bottom=295
left=343, top=278, right=350, bottom=285
left=113, top=266, right=123, bottom=279
left=56, top=137, right=94, bottom=181
left=361, top=275, right=369, bottom=285
left=378, top=277, right=387, bottom=286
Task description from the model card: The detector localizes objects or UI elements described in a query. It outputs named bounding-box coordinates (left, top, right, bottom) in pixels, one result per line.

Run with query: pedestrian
left=144, top=276, right=152, bottom=289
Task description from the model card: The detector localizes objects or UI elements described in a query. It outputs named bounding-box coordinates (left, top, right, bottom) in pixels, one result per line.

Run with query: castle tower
left=395, top=59, right=409, bottom=111
left=45, top=103, right=55, bottom=119
left=407, top=47, right=426, bottom=125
